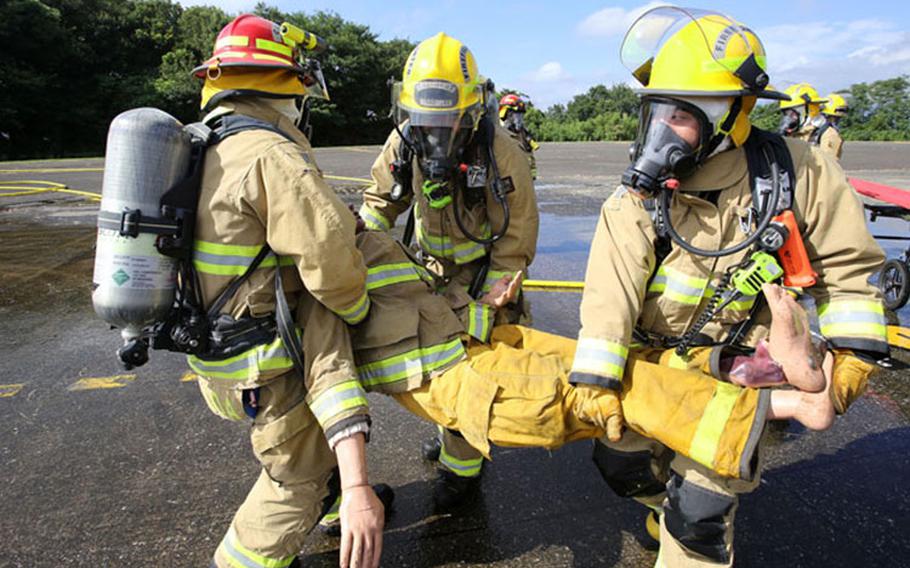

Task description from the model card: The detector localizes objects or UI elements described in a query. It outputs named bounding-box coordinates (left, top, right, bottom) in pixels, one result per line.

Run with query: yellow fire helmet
left=779, top=83, right=827, bottom=115
left=823, top=93, right=849, bottom=117
left=391, top=32, right=486, bottom=133
left=621, top=7, right=787, bottom=100
left=621, top=7, right=788, bottom=151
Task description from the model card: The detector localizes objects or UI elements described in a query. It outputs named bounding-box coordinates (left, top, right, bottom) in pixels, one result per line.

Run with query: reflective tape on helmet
left=359, top=204, right=392, bottom=232
left=255, top=38, right=292, bottom=57
left=357, top=337, right=465, bottom=388
left=366, top=262, right=423, bottom=291
left=818, top=299, right=887, bottom=341
left=334, top=292, right=371, bottom=325
left=215, top=35, right=250, bottom=49
left=188, top=333, right=296, bottom=381
left=687, top=381, right=742, bottom=470
left=193, top=240, right=294, bottom=277
left=466, top=302, right=493, bottom=343
left=571, top=337, right=629, bottom=381
left=416, top=220, right=489, bottom=264
left=309, top=380, right=369, bottom=429
left=251, top=53, right=293, bottom=64
left=648, top=265, right=709, bottom=305
left=217, top=525, right=297, bottom=568
left=439, top=443, right=483, bottom=477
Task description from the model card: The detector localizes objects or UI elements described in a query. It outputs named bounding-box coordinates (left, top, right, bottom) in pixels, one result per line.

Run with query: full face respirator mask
left=778, top=108, right=802, bottom=135
left=622, top=97, right=708, bottom=197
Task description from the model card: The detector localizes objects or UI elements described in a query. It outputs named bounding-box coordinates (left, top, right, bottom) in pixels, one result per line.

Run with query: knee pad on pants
left=592, top=441, right=666, bottom=499
left=664, top=474, right=734, bottom=563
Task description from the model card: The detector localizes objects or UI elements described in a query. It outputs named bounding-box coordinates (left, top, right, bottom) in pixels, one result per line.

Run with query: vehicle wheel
left=879, top=259, right=910, bottom=310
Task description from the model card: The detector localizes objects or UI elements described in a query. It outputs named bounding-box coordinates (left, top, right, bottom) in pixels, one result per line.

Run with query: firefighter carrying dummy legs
left=315, top=228, right=859, bottom=551
left=358, top=33, right=538, bottom=509
left=185, top=15, right=391, bottom=568
left=571, top=7, right=887, bottom=566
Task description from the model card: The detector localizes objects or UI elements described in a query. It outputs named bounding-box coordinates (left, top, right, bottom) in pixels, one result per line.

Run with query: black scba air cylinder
left=92, top=108, right=191, bottom=352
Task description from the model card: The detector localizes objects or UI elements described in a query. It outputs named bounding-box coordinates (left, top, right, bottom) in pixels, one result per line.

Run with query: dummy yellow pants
left=393, top=325, right=769, bottom=480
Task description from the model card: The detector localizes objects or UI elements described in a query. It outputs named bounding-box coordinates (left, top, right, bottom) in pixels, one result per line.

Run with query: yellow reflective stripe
left=482, top=269, right=515, bottom=292
left=220, top=526, right=296, bottom=568
left=366, top=262, right=421, bottom=290
left=648, top=266, right=708, bottom=305
left=193, top=256, right=294, bottom=277
left=703, top=287, right=756, bottom=312
left=216, top=35, right=249, bottom=49
left=818, top=300, right=887, bottom=339
left=214, top=51, right=249, bottom=59
left=310, top=380, right=368, bottom=426
left=416, top=221, right=489, bottom=263
left=571, top=337, right=628, bottom=379
left=358, top=337, right=465, bottom=387
left=688, top=381, right=742, bottom=469
left=255, top=38, right=292, bottom=57
left=251, top=53, right=291, bottom=63
left=188, top=334, right=295, bottom=380
left=359, top=204, right=392, bottom=231
left=439, top=445, right=483, bottom=477
left=334, top=292, right=370, bottom=324
left=195, top=240, right=263, bottom=256
left=467, top=302, right=492, bottom=342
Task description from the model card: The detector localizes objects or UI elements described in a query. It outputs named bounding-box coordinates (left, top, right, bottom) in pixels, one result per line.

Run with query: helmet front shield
left=621, top=7, right=782, bottom=98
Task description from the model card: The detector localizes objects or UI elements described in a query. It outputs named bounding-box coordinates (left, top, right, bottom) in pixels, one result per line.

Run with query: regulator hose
left=658, top=147, right=781, bottom=258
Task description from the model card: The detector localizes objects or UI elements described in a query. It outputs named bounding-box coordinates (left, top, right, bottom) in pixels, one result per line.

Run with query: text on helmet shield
left=414, top=80, right=459, bottom=108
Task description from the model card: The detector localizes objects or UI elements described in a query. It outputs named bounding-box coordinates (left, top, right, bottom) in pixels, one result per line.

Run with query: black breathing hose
left=451, top=116, right=510, bottom=245
left=658, top=147, right=781, bottom=258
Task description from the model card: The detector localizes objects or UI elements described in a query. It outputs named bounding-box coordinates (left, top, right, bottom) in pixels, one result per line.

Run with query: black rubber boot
left=433, top=469, right=481, bottom=511
left=422, top=435, right=442, bottom=461
left=318, top=483, right=396, bottom=537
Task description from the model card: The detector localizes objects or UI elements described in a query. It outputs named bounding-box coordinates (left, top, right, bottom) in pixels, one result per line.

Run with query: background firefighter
left=499, top=93, right=540, bottom=179
left=573, top=7, right=887, bottom=566
left=358, top=32, right=539, bottom=510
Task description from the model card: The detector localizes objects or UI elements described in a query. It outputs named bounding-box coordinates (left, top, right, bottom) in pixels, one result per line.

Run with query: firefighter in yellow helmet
left=190, top=15, right=390, bottom=568
left=579, top=7, right=886, bottom=565
left=779, top=82, right=828, bottom=141
left=358, top=32, right=538, bottom=510
left=817, top=93, right=849, bottom=159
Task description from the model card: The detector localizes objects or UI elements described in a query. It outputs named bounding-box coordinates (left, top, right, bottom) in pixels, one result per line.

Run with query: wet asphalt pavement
left=1, top=141, right=909, bottom=567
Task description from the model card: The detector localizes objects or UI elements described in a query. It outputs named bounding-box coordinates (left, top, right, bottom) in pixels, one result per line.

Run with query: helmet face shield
left=622, top=6, right=775, bottom=96
left=391, top=79, right=482, bottom=181
left=624, top=97, right=709, bottom=195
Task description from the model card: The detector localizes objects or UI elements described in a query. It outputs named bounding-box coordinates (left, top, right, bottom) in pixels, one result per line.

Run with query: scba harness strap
left=105, top=115, right=308, bottom=386
left=639, top=128, right=797, bottom=351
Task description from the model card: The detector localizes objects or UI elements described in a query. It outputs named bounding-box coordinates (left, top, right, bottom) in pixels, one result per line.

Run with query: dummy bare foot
left=768, top=351, right=835, bottom=430
left=791, top=350, right=836, bottom=430
left=763, top=283, right=825, bottom=392
left=726, top=340, right=786, bottom=388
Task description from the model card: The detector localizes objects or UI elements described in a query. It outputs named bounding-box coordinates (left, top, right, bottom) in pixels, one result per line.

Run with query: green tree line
left=0, top=0, right=413, bottom=159
left=1, top=1, right=907, bottom=159
left=521, top=75, right=910, bottom=143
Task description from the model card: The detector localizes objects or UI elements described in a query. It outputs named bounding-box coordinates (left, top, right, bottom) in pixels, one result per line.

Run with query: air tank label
left=93, top=229, right=177, bottom=290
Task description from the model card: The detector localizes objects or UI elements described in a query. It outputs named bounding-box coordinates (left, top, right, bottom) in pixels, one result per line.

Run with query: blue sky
left=180, top=1, right=910, bottom=108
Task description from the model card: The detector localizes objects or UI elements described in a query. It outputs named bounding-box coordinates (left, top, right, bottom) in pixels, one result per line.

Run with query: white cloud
left=527, top=61, right=571, bottom=83
left=576, top=1, right=669, bottom=38
left=759, top=19, right=910, bottom=93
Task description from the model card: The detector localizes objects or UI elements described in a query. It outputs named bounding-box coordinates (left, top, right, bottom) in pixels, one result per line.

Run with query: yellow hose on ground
left=0, top=180, right=100, bottom=201
left=523, top=279, right=584, bottom=292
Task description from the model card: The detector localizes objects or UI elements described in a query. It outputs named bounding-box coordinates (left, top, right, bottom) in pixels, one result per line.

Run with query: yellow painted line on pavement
left=180, top=371, right=199, bottom=382
left=0, top=167, right=103, bottom=173
left=68, top=374, right=137, bottom=391
left=333, top=147, right=378, bottom=154
left=0, top=384, right=25, bottom=398
left=324, top=174, right=371, bottom=184
left=523, top=279, right=585, bottom=292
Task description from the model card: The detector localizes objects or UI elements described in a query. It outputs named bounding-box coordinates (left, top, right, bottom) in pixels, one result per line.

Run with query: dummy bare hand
left=348, top=203, right=366, bottom=234
left=573, top=384, right=624, bottom=442
left=339, top=485, right=384, bottom=568
left=479, top=272, right=523, bottom=308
